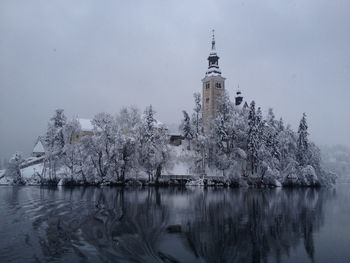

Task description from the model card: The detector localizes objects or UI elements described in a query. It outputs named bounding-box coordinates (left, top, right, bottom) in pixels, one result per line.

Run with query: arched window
left=215, top=83, right=221, bottom=89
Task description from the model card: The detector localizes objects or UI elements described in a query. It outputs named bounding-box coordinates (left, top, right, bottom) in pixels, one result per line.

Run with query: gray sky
left=0, top=0, right=349, bottom=160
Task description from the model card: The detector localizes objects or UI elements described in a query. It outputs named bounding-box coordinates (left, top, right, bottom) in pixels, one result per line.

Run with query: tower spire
left=206, top=29, right=221, bottom=76
left=211, top=29, right=216, bottom=51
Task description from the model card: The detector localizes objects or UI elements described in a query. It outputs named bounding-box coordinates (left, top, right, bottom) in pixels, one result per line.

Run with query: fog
left=0, top=0, right=349, bottom=160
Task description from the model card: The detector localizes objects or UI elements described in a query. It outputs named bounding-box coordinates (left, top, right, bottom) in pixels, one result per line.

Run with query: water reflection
left=0, top=186, right=334, bottom=263
left=181, top=189, right=327, bottom=263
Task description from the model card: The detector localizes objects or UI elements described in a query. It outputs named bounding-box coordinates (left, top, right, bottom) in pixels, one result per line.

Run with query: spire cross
left=211, top=29, right=216, bottom=50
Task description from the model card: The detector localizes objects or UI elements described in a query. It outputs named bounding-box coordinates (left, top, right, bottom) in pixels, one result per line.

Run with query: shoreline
left=0, top=177, right=325, bottom=188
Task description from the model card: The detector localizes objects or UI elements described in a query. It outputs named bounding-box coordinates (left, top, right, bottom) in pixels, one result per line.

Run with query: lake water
left=0, top=185, right=349, bottom=263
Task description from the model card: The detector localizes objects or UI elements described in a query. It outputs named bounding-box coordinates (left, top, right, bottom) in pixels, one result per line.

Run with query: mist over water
left=0, top=185, right=349, bottom=262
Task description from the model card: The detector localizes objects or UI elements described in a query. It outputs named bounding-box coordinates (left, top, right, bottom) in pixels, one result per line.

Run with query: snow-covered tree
left=180, top=110, right=193, bottom=150
left=277, top=117, right=285, bottom=132
left=192, top=92, right=202, bottom=136
left=43, top=109, right=67, bottom=181
left=263, top=108, right=280, bottom=164
left=297, top=113, right=309, bottom=166
left=211, top=91, right=236, bottom=176
left=188, top=93, right=207, bottom=175
left=84, top=112, right=117, bottom=182
left=47, top=109, right=67, bottom=151
left=138, top=105, right=169, bottom=182
left=62, top=118, right=82, bottom=181
left=5, top=152, right=24, bottom=185
left=266, top=108, right=277, bottom=128
left=138, top=105, right=157, bottom=181
left=115, top=106, right=141, bottom=182
left=247, top=101, right=260, bottom=174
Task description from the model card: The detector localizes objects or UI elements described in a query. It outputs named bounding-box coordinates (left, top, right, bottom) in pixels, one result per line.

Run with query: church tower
left=202, top=30, right=226, bottom=128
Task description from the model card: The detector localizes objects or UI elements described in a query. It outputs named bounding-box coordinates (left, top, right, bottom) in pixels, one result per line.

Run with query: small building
left=169, top=134, right=184, bottom=146
left=32, top=137, right=46, bottom=157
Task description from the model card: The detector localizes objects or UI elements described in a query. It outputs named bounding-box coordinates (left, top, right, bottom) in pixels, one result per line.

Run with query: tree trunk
left=155, top=165, right=162, bottom=184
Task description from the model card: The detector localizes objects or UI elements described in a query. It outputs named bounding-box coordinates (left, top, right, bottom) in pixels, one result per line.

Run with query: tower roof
left=206, top=30, right=221, bottom=76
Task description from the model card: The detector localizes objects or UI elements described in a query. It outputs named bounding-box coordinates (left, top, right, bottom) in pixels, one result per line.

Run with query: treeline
left=179, top=91, right=335, bottom=186
left=4, top=92, right=335, bottom=186
left=43, top=106, right=170, bottom=185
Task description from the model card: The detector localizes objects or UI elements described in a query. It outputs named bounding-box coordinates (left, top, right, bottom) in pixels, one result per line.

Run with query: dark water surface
left=0, top=185, right=349, bottom=263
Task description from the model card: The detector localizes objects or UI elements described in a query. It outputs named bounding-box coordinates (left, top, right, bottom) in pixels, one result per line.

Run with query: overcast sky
left=0, top=0, right=349, bottom=160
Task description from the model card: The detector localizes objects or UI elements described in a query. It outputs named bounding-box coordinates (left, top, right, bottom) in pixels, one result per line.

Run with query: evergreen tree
left=247, top=101, right=260, bottom=174
left=264, top=108, right=280, bottom=161
left=138, top=105, right=169, bottom=182
left=256, top=107, right=264, bottom=140
left=266, top=108, right=276, bottom=128
left=297, top=113, right=309, bottom=166
left=191, top=93, right=206, bottom=175
left=180, top=110, right=193, bottom=150
left=278, top=124, right=298, bottom=171
left=44, top=109, right=67, bottom=180
left=50, top=108, right=67, bottom=150
left=192, top=92, right=202, bottom=136
left=277, top=117, right=285, bottom=132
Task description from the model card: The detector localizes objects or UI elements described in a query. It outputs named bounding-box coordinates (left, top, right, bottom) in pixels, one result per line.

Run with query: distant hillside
left=321, top=145, right=350, bottom=182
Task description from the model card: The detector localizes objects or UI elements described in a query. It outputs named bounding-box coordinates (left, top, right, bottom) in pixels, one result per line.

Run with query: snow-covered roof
left=206, top=65, right=221, bottom=76
left=33, top=138, right=45, bottom=153
left=166, top=123, right=181, bottom=135
left=78, top=118, right=94, bottom=132
left=154, top=119, right=164, bottom=128
left=33, top=141, right=45, bottom=153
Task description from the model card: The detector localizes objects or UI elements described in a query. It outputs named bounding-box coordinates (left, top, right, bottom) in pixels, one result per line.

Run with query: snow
left=166, top=123, right=180, bottom=135
left=8, top=99, right=332, bottom=187
left=21, top=156, right=45, bottom=167
left=164, top=145, right=192, bottom=176
left=77, top=118, right=94, bottom=132
left=167, top=162, right=191, bottom=176
left=0, top=175, right=11, bottom=185
left=186, top=178, right=205, bottom=186
left=21, top=163, right=43, bottom=179
left=205, top=70, right=222, bottom=76
left=140, top=114, right=164, bottom=129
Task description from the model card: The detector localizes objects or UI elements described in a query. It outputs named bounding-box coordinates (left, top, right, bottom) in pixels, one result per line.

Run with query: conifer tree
left=191, top=93, right=206, bottom=175
left=247, top=101, right=259, bottom=174
left=277, top=117, right=285, bottom=132
left=266, top=108, right=276, bottom=128
left=44, top=109, right=67, bottom=180
left=192, top=92, right=202, bottom=136
left=180, top=110, right=193, bottom=150
left=297, top=113, right=309, bottom=166
left=139, top=105, right=169, bottom=182
left=264, top=108, right=280, bottom=162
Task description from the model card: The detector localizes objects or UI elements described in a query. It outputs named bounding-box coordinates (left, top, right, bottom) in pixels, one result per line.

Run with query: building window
left=206, top=98, right=209, bottom=103
left=206, top=82, right=210, bottom=89
left=215, top=83, right=221, bottom=89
